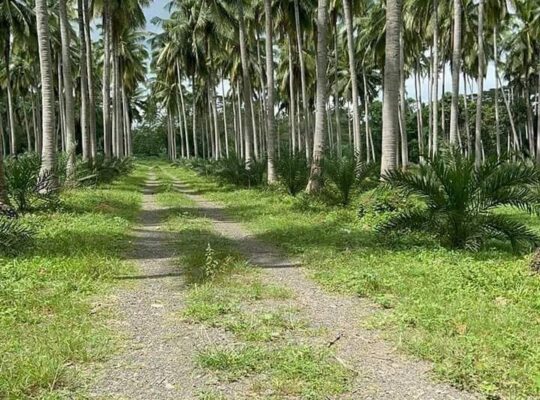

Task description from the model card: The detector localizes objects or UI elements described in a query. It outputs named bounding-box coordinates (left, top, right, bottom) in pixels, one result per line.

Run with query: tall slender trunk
left=536, top=72, right=540, bottom=163
left=294, top=0, right=311, bottom=159
left=343, top=0, right=362, bottom=157
left=363, top=71, right=373, bottom=162
left=288, top=38, right=297, bottom=153
left=399, top=23, right=408, bottom=166
left=475, top=0, right=485, bottom=166
left=4, top=36, right=16, bottom=155
left=57, top=59, right=66, bottom=153
left=122, top=84, right=131, bottom=156
left=431, top=0, right=439, bottom=157
left=415, top=67, right=425, bottom=161
left=221, top=75, right=229, bottom=158
left=58, top=0, right=76, bottom=181
left=78, top=0, right=90, bottom=162
left=264, top=0, right=277, bottom=183
left=238, top=2, right=253, bottom=165
left=22, top=100, right=32, bottom=152
left=306, top=0, right=329, bottom=193
left=380, top=0, right=402, bottom=175
left=36, top=0, right=57, bottom=185
left=236, top=81, right=244, bottom=158
left=497, top=76, right=518, bottom=153
left=449, top=0, right=462, bottom=146
left=191, top=74, right=198, bottom=157
left=83, top=0, right=96, bottom=159
left=0, top=113, right=8, bottom=203
left=493, top=27, right=501, bottom=159
left=334, top=26, right=342, bottom=158
left=102, top=3, right=112, bottom=160
left=463, top=73, right=472, bottom=156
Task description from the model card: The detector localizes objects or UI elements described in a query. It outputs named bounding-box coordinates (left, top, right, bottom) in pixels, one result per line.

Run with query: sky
left=144, top=0, right=170, bottom=35
left=141, top=0, right=497, bottom=100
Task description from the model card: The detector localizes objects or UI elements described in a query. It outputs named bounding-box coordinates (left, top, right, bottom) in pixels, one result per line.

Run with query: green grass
left=198, top=345, right=350, bottom=399
left=152, top=168, right=351, bottom=399
left=164, top=163, right=540, bottom=399
left=0, top=167, right=145, bottom=399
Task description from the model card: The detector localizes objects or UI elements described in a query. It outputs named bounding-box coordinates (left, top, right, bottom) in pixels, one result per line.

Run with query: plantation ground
left=0, top=169, right=145, bottom=399
left=164, top=163, right=540, bottom=399
left=2, top=161, right=539, bottom=399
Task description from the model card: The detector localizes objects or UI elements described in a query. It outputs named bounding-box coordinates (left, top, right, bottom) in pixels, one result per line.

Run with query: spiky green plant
left=380, top=150, right=540, bottom=250
left=0, top=217, right=33, bottom=254
left=214, top=154, right=265, bottom=187
left=276, top=151, right=309, bottom=196
left=4, top=153, right=58, bottom=211
left=323, top=152, right=377, bottom=205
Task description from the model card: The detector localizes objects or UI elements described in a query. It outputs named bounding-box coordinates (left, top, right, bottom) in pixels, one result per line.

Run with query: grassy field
left=0, top=168, right=145, bottom=399
left=154, top=169, right=353, bottom=400
left=162, top=163, right=540, bottom=399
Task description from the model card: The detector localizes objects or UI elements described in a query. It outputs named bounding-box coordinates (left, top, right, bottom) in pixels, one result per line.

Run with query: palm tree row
left=152, top=0, right=540, bottom=189
left=0, top=0, right=148, bottom=195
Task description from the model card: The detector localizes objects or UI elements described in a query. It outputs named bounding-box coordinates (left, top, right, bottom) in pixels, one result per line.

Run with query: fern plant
left=380, top=150, right=540, bottom=250
left=323, top=152, right=377, bottom=205
left=0, top=217, right=33, bottom=254
left=4, top=153, right=58, bottom=211
left=214, top=154, right=265, bottom=187
left=276, top=151, right=309, bottom=196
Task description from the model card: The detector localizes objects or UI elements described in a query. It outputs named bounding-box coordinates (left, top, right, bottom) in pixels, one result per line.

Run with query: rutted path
left=168, top=174, right=478, bottom=400
left=89, top=174, right=228, bottom=399
left=90, top=170, right=477, bottom=399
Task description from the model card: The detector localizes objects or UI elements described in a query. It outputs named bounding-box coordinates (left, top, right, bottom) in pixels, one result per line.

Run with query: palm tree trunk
left=264, top=0, right=277, bottom=183
left=399, top=23, right=408, bottom=166
left=363, top=71, right=372, bottom=161
left=77, top=0, right=90, bottom=162
left=0, top=124, right=8, bottom=203
left=238, top=2, right=253, bottom=165
left=431, top=0, right=439, bottom=157
left=536, top=72, right=540, bottom=163
left=463, top=73, right=472, bottom=156
left=57, top=59, right=65, bottom=153
left=493, top=27, right=501, bottom=159
left=306, top=0, right=329, bottom=193
left=36, top=0, right=57, bottom=185
left=343, top=0, right=362, bottom=157
left=83, top=0, right=96, bottom=160
left=475, top=0, right=485, bottom=167
left=4, top=36, right=16, bottom=155
left=497, top=75, right=518, bottom=153
left=380, top=0, right=402, bottom=175
left=122, top=84, right=131, bottom=156
left=415, top=67, right=425, bottom=161
left=191, top=74, right=198, bottom=157
left=22, top=101, right=32, bottom=152
left=294, top=0, right=312, bottom=159
left=449, top=0, right=462, bottom=146
left=102, top=2, right=112, bottom=160
left=288, top=38, right=297, bottom=153
left=221, top=75, right=229, bottom=158
left=333, top=24, right=342, bottom=158
left=58, top=0, right=76, bottom=182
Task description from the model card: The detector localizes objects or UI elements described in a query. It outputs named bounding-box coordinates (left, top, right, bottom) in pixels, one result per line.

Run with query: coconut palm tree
left=0, top=0, right=32, bottom=155
left=475, top=0, right=485, bottom=166
left=306, top=0, right=329, bottom=193
left=380, top=0, right=402, bottom=175
left=35, top=0, right=56, bottom=185
left=58, top=0, right=76, bottom=181
left=264, top=0, right=276, bottom=183
left=449, top=0, right=462, bottom=147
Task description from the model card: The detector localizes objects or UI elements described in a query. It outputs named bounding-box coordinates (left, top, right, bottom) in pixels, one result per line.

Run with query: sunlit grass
left=0, top=167, right=145, bottom=399
left=167, top=163, right=540, bottom=399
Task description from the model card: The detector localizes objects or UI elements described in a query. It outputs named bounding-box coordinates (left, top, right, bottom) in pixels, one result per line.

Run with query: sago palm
left=381, top=150, right=540, bottom=250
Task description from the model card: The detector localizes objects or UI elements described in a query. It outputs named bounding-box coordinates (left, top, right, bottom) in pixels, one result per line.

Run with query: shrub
left=0, top=216, right=33, bottom=254
left=380, top=150, right=540, bottom=250
left=4, top=153, right=59, bottom=212
left=323, top=152, right=378, bottom=205
left=276, top=151, right=309, bottom=196
left=214, top=154, right=265, bottom=187
left=77, top=156, right=133, bottom=185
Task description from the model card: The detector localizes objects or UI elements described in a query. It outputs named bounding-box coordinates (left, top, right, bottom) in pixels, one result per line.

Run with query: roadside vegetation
left=0, top=159, right=141, bottom=399
left=166, top=162, right=540, bottom=399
